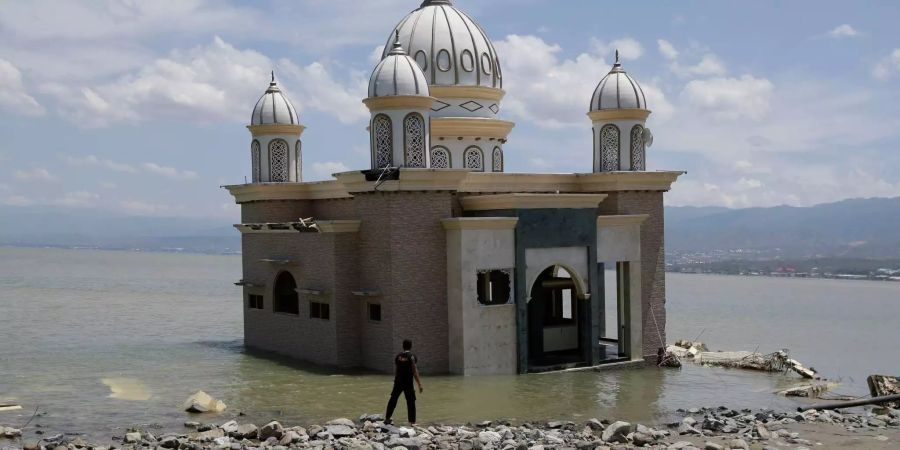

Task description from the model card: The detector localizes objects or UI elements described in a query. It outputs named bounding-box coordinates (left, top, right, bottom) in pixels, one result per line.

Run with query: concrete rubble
left=183, top=391, right=227, bottom=414
left=869, top=375, right=900, bottom=408
left=1, top=407, right=898, bottom=450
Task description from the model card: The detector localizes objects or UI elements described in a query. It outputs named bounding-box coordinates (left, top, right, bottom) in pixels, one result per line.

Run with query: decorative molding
left=363, top=96, right=436, bottom=111
left=224, top=181, right=352, bottom=203
left=441, top=217, right=519, bottom=230
left=587, top=109, right=651, bottom=122
left=296, top=288, right=325, bottom=295
left=247, top=124, right=305, bottom=137
left=334, top=168, right=471, bottom=193
left=315, top=220, right=361, bottom=233
left=460, top=193, right=607, bottom=211
left=596, top=214, right=650, bottom=228
left=352, top=290, right=382, bottom=297
left=429, top=85, right=505, bottom=101
left=430, top=117, right=515, bottom=139
left=575, top=171, right=684, bottom=192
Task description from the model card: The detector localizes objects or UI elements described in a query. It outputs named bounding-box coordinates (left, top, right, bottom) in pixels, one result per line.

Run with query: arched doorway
left=273, top=271, right=299, bottom=315
left=527, top=265, right=586, bottom=369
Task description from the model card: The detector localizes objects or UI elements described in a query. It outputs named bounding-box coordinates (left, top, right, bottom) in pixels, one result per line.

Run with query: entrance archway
left=527, top=265, right=586, bottom=369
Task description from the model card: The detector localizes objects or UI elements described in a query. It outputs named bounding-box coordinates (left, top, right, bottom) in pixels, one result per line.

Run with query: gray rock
left=233, top=423, right=258, bottom=439
left=682, top=417, right=697, bottom=427
left=184, top=422, right=200, bottom=429
left=631, top=432, right=653, bottom=446
left=459, top=440, right=475, bottom=450
left=600, top=421, right=632, bottom=443
left=195, top=428, right=225, bottom=442
left=213, top=436, right=232, bottom=446
left=220, top=420, right=239, bottom=434
left=677, top=423, right=701, bottom=435
left=869, top=418, right=886, bottom=427
left=259, top=421, right=284, bottom=440
left=327, top=425, right=357, bottom=437
left=328, top=418, right=357, bottom=427
left=2, top=428, right=22, bottom=438
left=158, top=436, right=180, bottom=449
left=281, top=430, right=303, bottom=444
left=756, top=423, right=772, bottom=440
left=527, top=446, right=544, bottom=450
left=704, top=443, right=724, bottom=450
left=729, top=438, right=749, bottom=449
left=478, top=431, right=502, bottom=444
left=124, top=432, right=142, bottom=444
left=586, top=419, right=604, bottom=431
left=546, top=421, right=564, bottom=429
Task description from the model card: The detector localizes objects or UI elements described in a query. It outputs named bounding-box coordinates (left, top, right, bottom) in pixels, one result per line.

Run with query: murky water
left=1, top=247, right=898, bottom=442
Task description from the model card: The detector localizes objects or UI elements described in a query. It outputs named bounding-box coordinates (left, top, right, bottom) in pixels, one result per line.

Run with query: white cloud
left=0, top=183, right=8, bottom=191
left=682, top=75, right=773, bottom=121
left=63, top=155, right=138, bottom=173
left=369, top=45, right=386, bottom=65
left=118, top=200, right=181, bottom=216
left=13, top=168, right=57, bottom=182
left=591, top=37, right=644, bottom=61
left=0, top=59, right=45, bottom=116
left=279, top=60, right=369, bottom=125
left=310, top=161, right=350, bottom=180
left=657, top=39, right=679, bottom=60
left=685, top=54, right=727, bottom=77
left=873, top=49, right=900, bottom=80
left=99, top=181, right=117, bottom=190
left=54, top=191, right=100, bottom=208
left=828, top=24, right=859, bottom=38
left=1, top=195, right=33, bottom=206
left=141, top=163, right=199, bottom=180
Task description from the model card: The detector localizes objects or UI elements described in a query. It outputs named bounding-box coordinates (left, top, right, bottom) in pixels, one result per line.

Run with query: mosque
left=225, top=0, right=682, bottom=375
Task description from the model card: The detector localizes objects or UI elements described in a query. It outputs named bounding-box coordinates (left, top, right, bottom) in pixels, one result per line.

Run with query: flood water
left=1, top=247, right=898, bottom=441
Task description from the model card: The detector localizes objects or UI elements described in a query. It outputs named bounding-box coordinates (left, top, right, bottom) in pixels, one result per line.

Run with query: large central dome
left=382, top=0, right=502, bottom=89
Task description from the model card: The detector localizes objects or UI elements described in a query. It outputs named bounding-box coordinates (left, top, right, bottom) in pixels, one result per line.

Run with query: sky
left=1, top=0, right=899, bottom=220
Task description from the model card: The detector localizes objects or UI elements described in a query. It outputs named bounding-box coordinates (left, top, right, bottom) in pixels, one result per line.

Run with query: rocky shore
left=2, top=407, right=899, bottom=450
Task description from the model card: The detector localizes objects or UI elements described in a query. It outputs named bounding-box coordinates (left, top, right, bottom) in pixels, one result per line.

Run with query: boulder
left=600, top=421, right=632, bottom=443
left=183, top=391, right=227, bottom=413
left=195, top=428, right=225, bottom=442
left=124, top=432, right=142, bottom=444
left=703, top=443, right=723, bottom=450
left=631, top=432, right=653, bottom=446
left=478, top=431, right=502, bottom=444
left=728, top=438, right=749, bottom=449
left=232, top=423, right=258, bottom=439
left=259, top=421, right=284, bottom=440
left=213, top=437, right=231, bottom=446
left=328, top=418, right=356, bottom=427
left=586, top=419, right=604, bottom=431
left=220, top=420, right=239, bottom=434
left=327, top=425, right=357, bottom=437
left=158, top=436, right=180, bottom=449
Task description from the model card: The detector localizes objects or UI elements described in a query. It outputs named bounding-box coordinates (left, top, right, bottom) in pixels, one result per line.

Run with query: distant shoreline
left=666, top=269, right=900, bottom=283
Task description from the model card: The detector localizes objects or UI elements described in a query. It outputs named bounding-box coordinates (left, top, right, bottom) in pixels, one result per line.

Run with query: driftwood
left=868, top=375, right=900, bottom=408
left=695, top=350, right=818, bottom=379
left=776, top=382, right=839, bottom=398
left=798, top=393, right=900, bottom=412
left=0, top=404, right=22, bottom=412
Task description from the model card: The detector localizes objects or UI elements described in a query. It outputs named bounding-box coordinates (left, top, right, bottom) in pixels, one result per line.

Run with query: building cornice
left=430, top=117, right=515, bottom=139
left=247, top=124, right=305, bottom=137
left=223, top=181, right=352, bottom=203
left=587, top=109, right=651, bottom=122
left=429, top=85, right=505, bottom=101
left=234, top=220, right=360, bottom=234
left=441, top=217, right=519, bottom=230
left=596, top=214, right=650, bottom=228
left=224, top=171, right=685, bottom=202
left=363, top=96, right=436, bottom=111
left=460, top=193, right=607, bottom=211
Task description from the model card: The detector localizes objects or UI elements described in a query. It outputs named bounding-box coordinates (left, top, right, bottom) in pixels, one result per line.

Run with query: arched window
left=463, top=146, right=484, bottom=171
left=269, top=139, right=290, bottom=182
left=630, top=125, right=645, bottom=171
left=372, top=114, right=393, bottom=169
left=492, top=147, right=503, bottom=172
left=600, top=124, right=620, bottom=172
left=251, top=140, right=261, bottom=183
left=431, top=146, right=451, bottom=169
left=403, top=113, right=426, bottom=168
left=273, top=272, right=299, bottom=315
left=295, top=140, right=302, bottom=181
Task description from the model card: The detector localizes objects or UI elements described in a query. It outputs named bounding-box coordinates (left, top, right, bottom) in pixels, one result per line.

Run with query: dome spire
left=420, top=0, right=453, bottom=6
left=615, top=50, right=620, bottom=65
left=388, top=30, right=406, bottom=56
left=271, top=70, right=275, bottom=84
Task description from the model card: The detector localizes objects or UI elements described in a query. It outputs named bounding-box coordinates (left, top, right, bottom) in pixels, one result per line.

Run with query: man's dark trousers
left=385, top=382, right=416, bottom=423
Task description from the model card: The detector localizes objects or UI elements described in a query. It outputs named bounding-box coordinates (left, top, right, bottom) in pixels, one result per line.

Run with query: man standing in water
left=385, top=339, right=423, bottom=426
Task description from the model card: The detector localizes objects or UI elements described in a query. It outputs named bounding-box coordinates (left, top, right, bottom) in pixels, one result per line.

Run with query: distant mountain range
left=2, top=197, right=899, bottom=259
left=666, top=197, right=900, bottom=260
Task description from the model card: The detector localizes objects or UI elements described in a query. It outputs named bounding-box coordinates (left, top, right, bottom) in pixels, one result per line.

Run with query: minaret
left=248, top=72, right=305, bottom=183
left=588, top=51, right=653, bottom=172
left=363, top=32, right=435, bottom=170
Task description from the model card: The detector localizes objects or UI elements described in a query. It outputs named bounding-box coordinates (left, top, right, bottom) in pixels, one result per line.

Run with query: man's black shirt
left=394, top=351, right=417, bottom=385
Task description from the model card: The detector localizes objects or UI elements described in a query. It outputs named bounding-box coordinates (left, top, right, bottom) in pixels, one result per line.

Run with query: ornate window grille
left=251, top=140, right=261, bottom=182
left=431, top=146, right=451, bottom=169
left=600, top=124, right=620, bottom=172
left=403, top=113, right=426, bottom=168
left=372, top=114, right=393, bottom=169
left=630, top=125, right=645, bottom=171
left=463, top=147, right=484, bottom=171
left=492, top=147, right=503, bottom=172
left=269, top=139, right=289, bottom=182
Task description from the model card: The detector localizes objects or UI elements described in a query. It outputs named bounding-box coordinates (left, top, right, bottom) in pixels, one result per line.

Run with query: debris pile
left=869, top=375, right=900, bottom=409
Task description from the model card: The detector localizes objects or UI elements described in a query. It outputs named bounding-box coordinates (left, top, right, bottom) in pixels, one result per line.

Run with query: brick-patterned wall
left=333, top=233, right=362, bottom=367
left=241, top=233, right=340, bottom=366
left=241, top=200, right=313, bottom=223
left=599, top=191, right=666, bottom=358
left=354, top=193, right=395, bottom=373
left=314, top=199, right=359, bottom=220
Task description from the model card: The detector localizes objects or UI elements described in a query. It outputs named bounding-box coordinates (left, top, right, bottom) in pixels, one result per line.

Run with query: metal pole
left=797, top=393, right=900, bottom=412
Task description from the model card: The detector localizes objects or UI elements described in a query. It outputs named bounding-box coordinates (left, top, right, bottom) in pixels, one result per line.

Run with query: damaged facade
left=226, top=0, right=682, bottom=375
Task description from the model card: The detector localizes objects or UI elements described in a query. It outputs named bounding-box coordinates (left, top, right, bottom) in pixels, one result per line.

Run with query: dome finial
left=421, top=0, right=453, bottom=6
left=389, top=29, right=407, bottom=55
left=271, top=70, right=275, bottom=84
left=615, top=50, right=620, bottom=65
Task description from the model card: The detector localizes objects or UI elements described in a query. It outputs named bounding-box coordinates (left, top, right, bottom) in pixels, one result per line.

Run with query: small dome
left=251, top=73, right=299, bottom=126
left=383, top=0, right=502, bottom=89
left=369, top=34, right=430, bottom=97
left=590, top=53, right=647, bottom=111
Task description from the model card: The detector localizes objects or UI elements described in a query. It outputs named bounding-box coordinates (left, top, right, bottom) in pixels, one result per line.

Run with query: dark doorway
left=528, top=266, right=585, bottom=370
left=273, top=272, right=299, bottom=315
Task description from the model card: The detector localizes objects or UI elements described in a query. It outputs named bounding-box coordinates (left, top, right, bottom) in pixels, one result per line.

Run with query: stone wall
left=241, top=200, right=313, bottom=223
left=598, top=191, right=666, bottom=359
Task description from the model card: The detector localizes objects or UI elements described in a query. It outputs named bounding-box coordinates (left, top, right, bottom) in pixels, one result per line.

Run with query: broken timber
left=868, top=375, right=900, bottom=408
